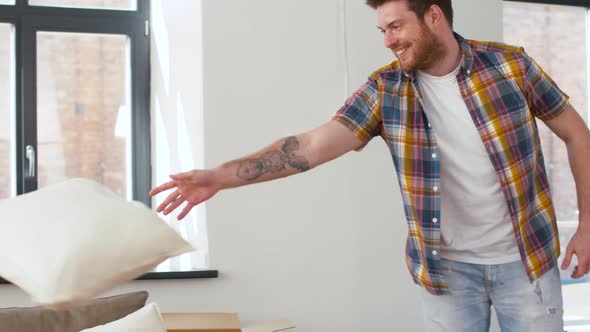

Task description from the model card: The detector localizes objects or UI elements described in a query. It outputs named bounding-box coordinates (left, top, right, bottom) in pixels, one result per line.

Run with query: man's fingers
left=177, top=203, right=195, bottom=220
left=572, top=258, right=588, bottom=279
left=149, top=181, right=177, bottom=196
left=561, top=245, right=575, bottom=270
left=156, top=190, right=180, bottom=213
left=163, top=196, right=185, bottom=216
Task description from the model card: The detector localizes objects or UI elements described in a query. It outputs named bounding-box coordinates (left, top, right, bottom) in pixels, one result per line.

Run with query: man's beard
left=399, top=24, right=447, bottom=73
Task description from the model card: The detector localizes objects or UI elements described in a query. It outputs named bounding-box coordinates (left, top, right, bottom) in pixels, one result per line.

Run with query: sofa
left=0, top=291, right=149, bottom=332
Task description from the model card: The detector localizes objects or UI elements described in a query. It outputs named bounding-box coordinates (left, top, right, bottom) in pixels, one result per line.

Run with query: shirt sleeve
left=523, top=53, right=570, bottom=122
left=331, top=78, right=383, bottom=151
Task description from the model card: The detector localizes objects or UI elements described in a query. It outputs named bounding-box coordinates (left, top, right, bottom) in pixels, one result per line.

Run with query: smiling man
left=150, top=0, right=590, bottom=331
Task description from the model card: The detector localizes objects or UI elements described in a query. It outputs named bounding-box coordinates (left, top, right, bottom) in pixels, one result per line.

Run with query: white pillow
left=82, top=302, right=167, bottom=332
left=0, top=178, right=193, bottom=309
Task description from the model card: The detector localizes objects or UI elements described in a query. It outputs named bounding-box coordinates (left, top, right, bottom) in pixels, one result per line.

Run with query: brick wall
left=36, top=31, right=128, bottom=197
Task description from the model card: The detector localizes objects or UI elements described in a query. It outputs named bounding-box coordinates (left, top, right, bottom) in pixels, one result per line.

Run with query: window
left=0, top=0, right=150, bottom=200
left=504, top=0, right=590, bottom=326
left=0, top=0, right=213, bottom=279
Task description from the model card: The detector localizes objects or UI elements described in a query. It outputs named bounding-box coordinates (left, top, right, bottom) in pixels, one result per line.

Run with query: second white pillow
left=82, top=303, right=167, bottom=332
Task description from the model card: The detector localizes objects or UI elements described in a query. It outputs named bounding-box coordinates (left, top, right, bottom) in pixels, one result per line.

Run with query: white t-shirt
left=416, top=63, right=521, bottom=264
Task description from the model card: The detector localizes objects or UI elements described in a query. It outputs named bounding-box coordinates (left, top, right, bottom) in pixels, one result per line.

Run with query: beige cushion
left=0, top=291, right=148, bottom=332
left=82, top=302, right=167, bottom=332
left=0, top=178, right=193, bottom=308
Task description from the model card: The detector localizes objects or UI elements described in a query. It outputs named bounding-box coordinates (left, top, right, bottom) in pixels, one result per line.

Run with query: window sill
left=0, top=270, right=219, bottom=285
left=136, top=270, right=219, bottom=280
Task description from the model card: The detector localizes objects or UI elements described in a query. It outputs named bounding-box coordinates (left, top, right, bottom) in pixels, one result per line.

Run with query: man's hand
left=561, top=223, right=590, bottom=278
left=149, top=170, right=222, bottom=220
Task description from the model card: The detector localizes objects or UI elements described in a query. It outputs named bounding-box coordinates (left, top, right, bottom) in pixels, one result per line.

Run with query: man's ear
left=425, top=5, right=444, bottom=27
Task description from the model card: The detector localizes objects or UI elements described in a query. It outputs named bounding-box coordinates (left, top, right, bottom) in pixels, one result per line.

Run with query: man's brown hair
left=366, top=0, right=453, bottom=27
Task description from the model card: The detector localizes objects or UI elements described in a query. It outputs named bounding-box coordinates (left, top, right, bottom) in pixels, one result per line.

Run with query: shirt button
left=428, top=123, right=432, bottom=128
left=432, top=153, right=437, bottom=159
left=433, top=186, right=439, bottom=192
left=432, top=218, right=438, bottom=223
left=432, top=250, right=438, bottom=256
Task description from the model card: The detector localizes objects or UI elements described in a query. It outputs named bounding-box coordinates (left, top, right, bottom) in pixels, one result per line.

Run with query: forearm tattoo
left=237, top=136, right=310, bottom=181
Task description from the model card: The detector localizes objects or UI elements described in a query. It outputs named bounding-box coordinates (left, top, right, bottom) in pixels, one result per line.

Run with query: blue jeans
left=421, top=258, right=563, bottom=332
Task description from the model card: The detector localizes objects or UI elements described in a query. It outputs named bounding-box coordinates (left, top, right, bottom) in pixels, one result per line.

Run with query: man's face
left=377, top=0, right=444, bottom=72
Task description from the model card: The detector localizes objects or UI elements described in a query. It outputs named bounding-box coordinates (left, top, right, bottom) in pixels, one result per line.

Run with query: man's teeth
left=397, top=47, right=409, bottom=56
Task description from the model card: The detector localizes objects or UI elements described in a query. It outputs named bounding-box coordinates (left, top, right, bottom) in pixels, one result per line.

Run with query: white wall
left=0, top=1, right=502, bottom=331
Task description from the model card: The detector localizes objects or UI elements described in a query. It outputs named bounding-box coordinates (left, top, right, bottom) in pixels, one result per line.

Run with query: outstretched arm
left=149, top=120, right=362, bottom=220
left=545, top=103, right=590, bottom=279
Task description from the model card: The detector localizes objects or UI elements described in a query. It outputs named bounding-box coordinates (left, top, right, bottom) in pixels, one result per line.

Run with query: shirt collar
left=401, top=32, right=473, bottom=79
left=456, top=32, right=474, bottom=75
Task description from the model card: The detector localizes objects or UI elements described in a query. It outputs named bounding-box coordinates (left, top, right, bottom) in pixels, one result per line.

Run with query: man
left=150, top=0, right=590, bottom=330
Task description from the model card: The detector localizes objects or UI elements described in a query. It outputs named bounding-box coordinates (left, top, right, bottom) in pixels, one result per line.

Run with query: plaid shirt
left=333, top=33, right=569, bottom=295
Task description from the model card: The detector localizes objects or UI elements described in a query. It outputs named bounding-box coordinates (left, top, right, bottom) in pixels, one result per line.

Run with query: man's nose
left=384, top=31, right=398, bottom=49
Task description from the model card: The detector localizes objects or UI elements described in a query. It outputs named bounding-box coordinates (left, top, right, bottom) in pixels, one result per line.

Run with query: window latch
left=25, top=145, right=35, bottom=178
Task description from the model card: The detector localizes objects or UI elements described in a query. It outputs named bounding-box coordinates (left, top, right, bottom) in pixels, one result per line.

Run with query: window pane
left=0, top=1, right=15, bottom=5
left=504, top=3, right=589, bottom=284
left=0, top=24, right=14, bottom=199
left=37, top=31, right=131, bottom=199
left=29, top=0, right=135, bottom=11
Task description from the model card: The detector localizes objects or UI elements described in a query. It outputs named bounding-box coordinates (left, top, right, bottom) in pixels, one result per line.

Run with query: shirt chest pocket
left=475, top=80, right=538, bottom=164
left=478, top=80, right=535, bottom=136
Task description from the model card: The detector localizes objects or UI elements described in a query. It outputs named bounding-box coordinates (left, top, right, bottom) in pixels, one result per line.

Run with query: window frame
left=0, top=0, right=151, bottom=204
left=504, top=0, right=590, bottom=7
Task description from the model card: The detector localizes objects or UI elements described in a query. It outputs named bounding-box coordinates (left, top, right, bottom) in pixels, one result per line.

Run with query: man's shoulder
left=467, top=39, right=524, bottom=54
left=368, top=60, right=402, bottom=82
left=467, top=39, right=526, bottom=60
left=466, top=39, right=531, bottom=74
